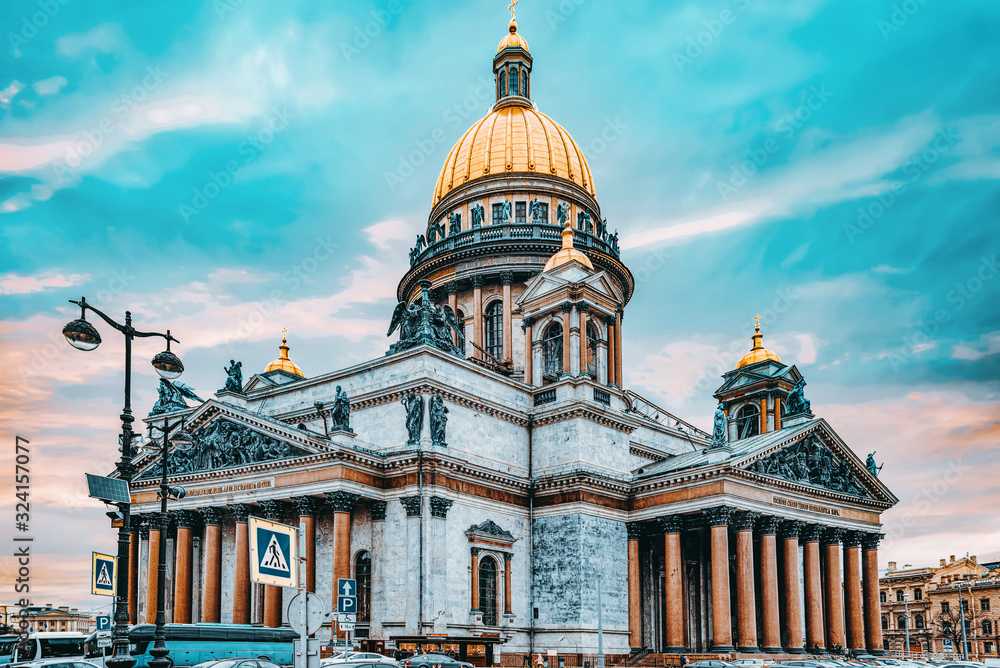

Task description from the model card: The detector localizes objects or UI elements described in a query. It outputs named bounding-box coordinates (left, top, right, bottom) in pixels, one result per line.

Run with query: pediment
left=135, top=400, right=329, bottom=480
left=734, top=420, right=896, bottom=504
left=716, top=363, right=801, bottom=396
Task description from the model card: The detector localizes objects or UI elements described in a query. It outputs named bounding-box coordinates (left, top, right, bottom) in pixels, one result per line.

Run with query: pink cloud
left=0, top=271, right=90, bottom=295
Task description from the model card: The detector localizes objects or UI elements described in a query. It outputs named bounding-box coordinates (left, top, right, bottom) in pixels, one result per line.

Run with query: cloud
left=55, top=23, right=127, bottom=59
left=32, top=75, right=68, bottom=96
left=951, top=332, right=1000, bottom=361
left=0, top=271, right=89, bottom=295
left=0, top=80, right=25, bottom=108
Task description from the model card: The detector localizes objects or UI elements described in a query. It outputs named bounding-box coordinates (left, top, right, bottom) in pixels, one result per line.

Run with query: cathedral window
left=456, top=309, right=466, bottom=353
left=478, top=556, right=499, bottom=626
left=355, top=551, right=372, bottom=622
left=522, top=69, right=528, bottom=98
left=509, top=67, right=519, bottom=95
left=735, top=403, right=760, bottom=438
left=484, top=301, right=504, bottom=360
left=492, top=203, right=504, bottom=225
left=543, top=322, right=563, bottom=378
left=499, top=70, right=506, bottom=97
left=515, top=201, right=526, bottom=224
left=586, top=321, right=599, bottom=378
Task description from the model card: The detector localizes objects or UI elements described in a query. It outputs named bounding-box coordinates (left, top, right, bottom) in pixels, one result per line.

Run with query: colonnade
left=626, top=506, right=885, bottom=655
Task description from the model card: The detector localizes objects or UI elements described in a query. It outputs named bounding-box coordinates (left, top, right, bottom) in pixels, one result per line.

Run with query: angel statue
left=710, top=404, right=728, bottom=448
left=448, top=210, right=461, bottom=236
left=387, top=287, right=464, bottom=357
left=387, top=301, right=420, bottom=343
left=556, top=201, right=569, bottom=227
left=500, top=199, right=512, bottom=224
left=150, top=378, right=204, bottom=416
left=530, top=197, right=546, bottom=224
left=786, top=378, right=812, bottom=415
left=222, top=359, right=244, bottom=394
left=471, top=202, right=485, bottom=228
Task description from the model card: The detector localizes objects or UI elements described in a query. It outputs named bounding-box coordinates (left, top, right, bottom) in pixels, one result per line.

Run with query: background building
left=879, top=555, right=1000, bottom=659
left=10, top=604, right=94, bottom=633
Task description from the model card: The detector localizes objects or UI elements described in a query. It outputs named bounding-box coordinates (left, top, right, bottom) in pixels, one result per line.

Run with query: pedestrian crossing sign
left=249, top=516, right=298, bottom=587
left=91, top=552, right=117, bottom=596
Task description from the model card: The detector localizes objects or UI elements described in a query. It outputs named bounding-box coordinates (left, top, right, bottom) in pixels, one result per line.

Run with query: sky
left=0, top=0, right=998, bottom=613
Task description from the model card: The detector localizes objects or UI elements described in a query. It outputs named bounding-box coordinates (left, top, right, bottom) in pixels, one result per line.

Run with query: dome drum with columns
left=123, top=15, right=896, bottom=661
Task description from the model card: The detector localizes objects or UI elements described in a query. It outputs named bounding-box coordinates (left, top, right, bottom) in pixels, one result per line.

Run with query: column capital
left=258, top=499, right=286, bottom=521
left=429, top=496, right=454, bottom=518
left=470, top=547, right=481, bottom=556
left=800, top=523, right=825, bottom=543
left=822, top=527, right=845, bottom=547
left=560, top=301, right=574, bottom=313
left=500, top=271, right=514, bottom=286
left=703, top=505, right=734, bottom=527
left=174, top=509, right=201, bottom=529
left=200, top=507, right=226, bottom=526
left=604, top=315, right=616, bottom=326
left=326, top=490, right=359, bottom=514
left=228, top=503, right=255, bottom=523
left=779, top=519, right=803, bottom=539
left=521, top=315, right=535, bottom=329
left=369, top=500, right=388, bottom=522
left=757, top=514, right=782, bottom=535
left=576, top=302, right=590, bottom=313
left=472, top=275, right=484, bottom=289
left=446, top=281, right=459, bottom=295
left=400, top=495, right=422, bottom=517
left=142, top=512, right=166, bottom=531
left=657, top=515, right=684, bottom=534
left=137, top=520, right=150, bottom=540
left=626, top=521, right=644, bottom=540
left=842, top=530, right=864, bottom=548
left=503, top=552, right=513, bottom=562
left=293, top=496, right=325, bottom=517
left=861, top=532, right=884, bottom=551
left=733, top=510, right=760, bottom=532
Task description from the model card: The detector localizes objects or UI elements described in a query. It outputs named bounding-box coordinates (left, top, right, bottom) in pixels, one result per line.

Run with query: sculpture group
left=747, top=435, right=867, bottom=496
left=150, top=378, right=204, bottom=415
left=401, top=390, right=448, bottom=447
left=386, top=282, right=464, bottom=357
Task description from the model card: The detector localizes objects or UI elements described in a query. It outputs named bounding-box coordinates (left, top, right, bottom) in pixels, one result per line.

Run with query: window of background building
left=543, top=322, right=563, bottom=377
left=880, top=591, right=887, bottom=603
left=898, top=615, right=907, bottom=629
left=984, top=620, right=993, bottom=635
left=736, top=404, right=760, bottom=438
left=484, top=301, right=503, bottom=360
left=942, top=601, right=950, bottom=613
left=962, top=600, right=969, bottom=612
left=914, top=588, right=923, bottom=600
left=478, top=556, right=499, bottom=626
left=915, top=614, right=924, bottom=629
left=881, top=617, right=888, bottom=630
left=355, top=551, right=371, bottom=622
left=982, top=598, right=991, bottom=611
left=897, top=590, right=905, bottom=601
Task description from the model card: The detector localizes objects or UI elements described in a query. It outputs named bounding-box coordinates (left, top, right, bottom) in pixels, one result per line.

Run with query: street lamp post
left=958, top=582, right=969, bottom=661
left=904, top=595, right=910, bottom=658
left=144, top=415, right=193, bottom=668
left=61, top=296, right=184, bottom=668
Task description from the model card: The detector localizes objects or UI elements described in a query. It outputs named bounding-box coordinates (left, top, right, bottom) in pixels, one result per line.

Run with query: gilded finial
left=754, top=314, right=760, bottom=332
left=508, top=0, right=518, bottom=21
left=281, top=326, right=287, bottom=343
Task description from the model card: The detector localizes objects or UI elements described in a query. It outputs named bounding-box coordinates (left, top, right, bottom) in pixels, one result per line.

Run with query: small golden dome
left=265, top=331, right=304, bottom=377
left=498, top=20, right=529, bottom=52
left=433, top=105, right=595, bottom=206
left=544, top=221, right=593, bottom=272
left=736, top=319, right=781, bottom=369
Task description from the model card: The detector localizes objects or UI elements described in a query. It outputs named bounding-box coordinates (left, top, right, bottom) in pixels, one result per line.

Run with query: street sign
left=337, top=578, right=356, bottom=597
left=95, top=615, right=112, bottom=631
left=91, top=552, right=117, bottom=596
left=336, top=613, right=356, bottom=624
left=286, top=592, right=328, bottom=636
left=338, top=622, right=355, bottom=631
left=249, top=516, right=298, bottom=587
left=337, top=596, right=357, bottom=613
left=97, top=638, right=112, bottom=649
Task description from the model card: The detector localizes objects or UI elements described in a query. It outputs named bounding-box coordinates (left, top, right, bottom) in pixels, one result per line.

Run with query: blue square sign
left=249, top=517, right=298, bottom=587
left=337, top=595, right=357, bottom=613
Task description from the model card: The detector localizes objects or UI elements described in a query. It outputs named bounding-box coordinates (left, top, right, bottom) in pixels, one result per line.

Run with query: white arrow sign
left=338, top=578, right=355, bottom=596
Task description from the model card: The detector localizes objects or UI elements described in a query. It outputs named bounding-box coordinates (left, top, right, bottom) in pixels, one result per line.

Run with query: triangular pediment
left=135, top=400, right=332, bottom=480
left=734, top=419, right=896, bottom=504
left=715, top=363, right=801, bottom=396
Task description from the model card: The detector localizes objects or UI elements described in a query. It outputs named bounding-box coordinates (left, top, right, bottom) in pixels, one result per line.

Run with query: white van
left=11, top=632, right=87, bottom=664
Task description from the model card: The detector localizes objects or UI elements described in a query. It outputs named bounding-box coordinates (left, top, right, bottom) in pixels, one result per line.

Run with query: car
left=400, top=654, right=472, bottom=668
left=688, top=662, right=734, bottom=668
left=190, top=659, right=282, bottom=668
left=9, top=660, right=100, bottom=668
left=322, top=653, right=397, bottom=666
left=733, top=660, right=774, bottom=668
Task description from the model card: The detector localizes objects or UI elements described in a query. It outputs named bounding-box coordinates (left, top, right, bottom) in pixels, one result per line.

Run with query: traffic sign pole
left=297, top=523, right=306, bottom=668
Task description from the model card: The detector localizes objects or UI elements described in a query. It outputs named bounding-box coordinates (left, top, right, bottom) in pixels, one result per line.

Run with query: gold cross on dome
left=282, top=327, right=287, bottom=336
left=508, top=0, right=518, bottom=21
left=755, top=314, right=760, bottom=329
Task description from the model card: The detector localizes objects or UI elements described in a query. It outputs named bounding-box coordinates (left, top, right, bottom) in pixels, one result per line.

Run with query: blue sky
left=1, top=0, right=998, bottom=610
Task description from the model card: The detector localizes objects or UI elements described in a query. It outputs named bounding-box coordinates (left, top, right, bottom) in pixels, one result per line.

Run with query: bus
left=11, top=632, right=87, bottom=664
left=84, top=624, right=298, bottom=668
left=0, top=635, right=19, bottom=666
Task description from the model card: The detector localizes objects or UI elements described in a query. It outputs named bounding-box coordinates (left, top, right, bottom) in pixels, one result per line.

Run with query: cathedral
left=127, top=16, right=897, bottom=664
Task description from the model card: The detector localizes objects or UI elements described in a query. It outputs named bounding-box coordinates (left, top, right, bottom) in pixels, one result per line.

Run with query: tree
left=934, top=610, right=967, bottom=652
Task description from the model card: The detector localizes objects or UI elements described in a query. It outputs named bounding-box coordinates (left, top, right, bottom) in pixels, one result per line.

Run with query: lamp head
left=62, top=318, right=102, bottom=351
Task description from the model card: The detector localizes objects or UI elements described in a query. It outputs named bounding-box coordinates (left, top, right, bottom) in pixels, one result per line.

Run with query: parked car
left=733, top=660, right=774, bottom=668
left=322, top=653, right=397, bottom=666
left=688, top=662, right=735, bottom=668
left=0, top=636, right=19, bottom=667
left=9, top=659, right=99, bottom=668
left=190, top=659, right=282, bottom=668
left=400, top=654, right=472, bottom=668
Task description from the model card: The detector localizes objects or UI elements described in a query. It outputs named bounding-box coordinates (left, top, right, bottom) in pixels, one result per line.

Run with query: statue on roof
left=331, top=385, right=351, bottom=432
left=556, top=201, right=568, bottom=227
left=150, top=378, right=204, bottom=416
left=711, top=404, right=728, bottom=448
left=786, top=378, right=811, bottom=415
left=221, top=360, right=244, bottom=394
left=471, top=202, right=484, bottom=228
left=448, top=210, right=461, bottom=236
left=387, top=281, right=464, bottom=357
left=429, top=393, right=448, bottom=447
left=577, top=209, right=592, bottom=233
left=866, top=451, right=883, bottom=477
left=402, top=391, right=424, bottom=445
left=500, top=199, right=512, bottom=224
left=530, top=197, right=545, bottom=224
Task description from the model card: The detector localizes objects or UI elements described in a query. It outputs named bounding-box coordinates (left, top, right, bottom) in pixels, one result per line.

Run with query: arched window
left=897, top=590, right=906, bottom=601
left=915, top=614, right=924, bottom=629
left=456, top=309, right=466, bottom=354
left=880, top=591, right=887, bottom=603
left=585, top=321, right=599, bottom=378
left=478, top=556, right=499, bottom=626
left=984, top=620, right=994, bottom=635
left=543, top=322, right=563, bottom=378
left=499, top=71, right=506, bottom=97
left=881, top=617, right=888, bottom=630
left=898, top=615, right=907, bottom=629
left=509, top=67, right=519, bottom=95
left=914, top=588, right=922, bottom=600
left=735, top=404, right=760, bottom=438
left=355, top=551, right=372, bottom=622
left=484, top=301, right=503, bottom=360
left=522, top=70, right=528, bottom=98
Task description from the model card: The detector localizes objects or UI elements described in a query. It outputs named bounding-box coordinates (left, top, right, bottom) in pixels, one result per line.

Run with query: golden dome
left=544, top=221, right=593, bottom=272
left=498, top=20, right=529, bottom=52
left=736, top=320, right=781, bottom=369
left=265, top=331, right=304, bottom=377
left=432, top=105, right=596, bottom=206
